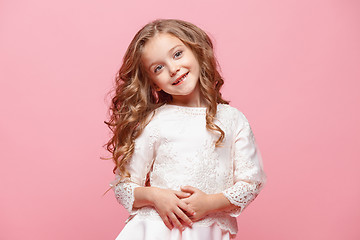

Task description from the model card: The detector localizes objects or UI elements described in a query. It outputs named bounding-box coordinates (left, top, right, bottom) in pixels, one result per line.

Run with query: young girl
left=106, top=19, right=266, bottom=240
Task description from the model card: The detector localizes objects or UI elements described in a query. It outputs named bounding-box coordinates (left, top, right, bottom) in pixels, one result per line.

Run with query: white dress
left=110, top=104, right=267, bottom=239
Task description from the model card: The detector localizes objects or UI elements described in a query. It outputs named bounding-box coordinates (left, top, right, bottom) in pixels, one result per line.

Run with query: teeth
left=173, top=73, right=188, bottom=85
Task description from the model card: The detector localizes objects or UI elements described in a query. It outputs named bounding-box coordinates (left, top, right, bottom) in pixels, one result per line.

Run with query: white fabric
left=110, top=104, right=267, bottom=239
left=115, top=214, right=230, bottom=240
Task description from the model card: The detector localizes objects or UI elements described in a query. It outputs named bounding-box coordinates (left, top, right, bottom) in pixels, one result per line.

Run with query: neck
left=169, top=83, right=207, bottom=107
left=170, top=98, right=206, bottom=107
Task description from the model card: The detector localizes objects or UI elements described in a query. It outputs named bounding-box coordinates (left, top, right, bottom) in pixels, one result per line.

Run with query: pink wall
left=1, top=0, right=359, bottom=239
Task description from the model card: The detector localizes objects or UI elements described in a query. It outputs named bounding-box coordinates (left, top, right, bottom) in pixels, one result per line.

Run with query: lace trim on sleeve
left=112, top=181, right=140, bottom=215
left=222, top=181, right=263, bottom=217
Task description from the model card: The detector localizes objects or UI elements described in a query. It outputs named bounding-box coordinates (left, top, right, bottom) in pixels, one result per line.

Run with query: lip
left=172, top=72, right=189, bottom=85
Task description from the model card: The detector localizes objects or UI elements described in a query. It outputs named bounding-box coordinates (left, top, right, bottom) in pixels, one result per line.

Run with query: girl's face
left=141, top=33, right=202, bottom=106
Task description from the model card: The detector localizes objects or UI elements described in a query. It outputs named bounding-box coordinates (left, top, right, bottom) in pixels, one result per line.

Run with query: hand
left=150, top=187, right=196, bottom=231
left=180, top=186, right=212, bottom=222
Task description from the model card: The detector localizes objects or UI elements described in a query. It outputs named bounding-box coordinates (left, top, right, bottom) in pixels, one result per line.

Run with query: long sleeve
left=109, top=125, right=158, bottom=215
left=222, top=111, right=267, bottom=217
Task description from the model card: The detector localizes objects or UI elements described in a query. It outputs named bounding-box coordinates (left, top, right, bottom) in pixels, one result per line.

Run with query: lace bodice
left=110, top=104, right=266, bottom=238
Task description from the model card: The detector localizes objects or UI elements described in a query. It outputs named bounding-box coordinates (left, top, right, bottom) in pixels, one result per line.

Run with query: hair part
left=104, top=19, right=229, bottom=179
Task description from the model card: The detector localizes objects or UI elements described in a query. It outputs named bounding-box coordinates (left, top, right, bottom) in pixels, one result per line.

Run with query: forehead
left=141, top=33, right=185, bottom=67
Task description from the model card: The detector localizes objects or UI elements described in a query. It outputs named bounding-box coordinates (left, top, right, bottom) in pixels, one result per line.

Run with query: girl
left=105, top=19, right=266, bottom=240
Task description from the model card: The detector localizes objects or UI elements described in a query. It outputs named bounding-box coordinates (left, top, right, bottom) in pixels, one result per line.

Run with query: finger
left=189, top=215, right=201, bottom=222
left=182, top=198, right=190, bottom=204
left=159, top=213, right=173, bottom=230
left=174, top=190, right=191, bottom=199
left=178, top=200, right=196, bottom=216
left=162, top=216, right=173, bottom=230
left=174, top=207, right=193, bottom=227
left=191, top=214, right=204, bottom=222
left=168, top=212, right=185, bottom=231
left=180, top=185, right=197, bottom=194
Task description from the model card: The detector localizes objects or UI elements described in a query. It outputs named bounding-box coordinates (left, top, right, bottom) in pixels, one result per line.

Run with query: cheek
left=190, top=56, right=200, bottom=70
left=152, top=74, right=166, bottom=85
left=192, top=60, right=201, bottom=74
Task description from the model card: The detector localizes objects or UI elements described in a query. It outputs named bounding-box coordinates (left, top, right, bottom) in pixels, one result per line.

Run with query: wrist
left=206, top=194, right=219, bottom=214
left=146, top=186, right=159, bottom=207
left=134, top=186, right=158, bottom=208
left=207, top=193, right=233, bottom=214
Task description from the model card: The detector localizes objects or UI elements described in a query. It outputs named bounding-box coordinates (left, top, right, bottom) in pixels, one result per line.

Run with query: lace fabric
left=113, top=181, right=139, bottom=215
left=110, top=104, right=266, bottom=238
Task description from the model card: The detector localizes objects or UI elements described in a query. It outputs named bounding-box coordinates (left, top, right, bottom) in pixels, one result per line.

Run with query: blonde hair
left=104, top=19, right=229, bottom=178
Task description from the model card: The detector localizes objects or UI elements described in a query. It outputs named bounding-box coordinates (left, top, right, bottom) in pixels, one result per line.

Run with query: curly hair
left=104, top=19, right=229, bottom=179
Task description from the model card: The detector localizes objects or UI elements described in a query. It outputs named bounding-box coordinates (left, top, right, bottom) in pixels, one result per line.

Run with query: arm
left=110, top=125, right=194, bottom=230
left=109, top=126, right=156, bottom=216
left=221, top=111, right=267, bottom=217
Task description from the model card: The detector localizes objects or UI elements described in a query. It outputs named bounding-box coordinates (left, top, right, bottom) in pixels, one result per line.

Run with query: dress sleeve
left=109, top=125, right=157, bottom=215
left=222, top=111, right=267, bottom=217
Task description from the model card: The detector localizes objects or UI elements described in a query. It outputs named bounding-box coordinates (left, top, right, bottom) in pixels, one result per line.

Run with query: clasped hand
left=151, top=186, right=211, bottom=231
left=180, top=185, right=212, bottom=222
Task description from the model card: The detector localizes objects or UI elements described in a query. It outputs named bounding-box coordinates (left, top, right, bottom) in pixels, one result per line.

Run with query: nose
left=169, top=63, right=180, bottom=77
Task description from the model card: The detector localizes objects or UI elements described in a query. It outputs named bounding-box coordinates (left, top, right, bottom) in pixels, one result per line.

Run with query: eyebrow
left=148, top=44, right=183, bottom=70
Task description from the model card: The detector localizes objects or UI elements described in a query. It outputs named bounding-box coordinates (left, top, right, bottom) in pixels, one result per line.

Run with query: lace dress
left=110, top=104, right=267, bottom=239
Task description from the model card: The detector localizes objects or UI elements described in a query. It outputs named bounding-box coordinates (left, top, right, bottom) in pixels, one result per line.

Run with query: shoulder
left=217, top=104, right=251, bottom=130
left=217, top=104, right=247, bottom=121
left=149, top=104, right=171, bottom=122
left=141, top=104, right=170, bottom=130
left=135, top=106, right=165, bottom=136
left=218, top=103, right=238, bottom=114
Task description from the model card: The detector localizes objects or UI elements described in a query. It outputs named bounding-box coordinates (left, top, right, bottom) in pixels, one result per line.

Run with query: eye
left=174, top=50, right=183, bottom=59
left=154, top=65, right=163, bottom=73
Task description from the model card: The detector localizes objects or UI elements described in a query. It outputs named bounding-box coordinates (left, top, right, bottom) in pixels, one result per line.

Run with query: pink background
left=1, top=0, right=359, bottom=239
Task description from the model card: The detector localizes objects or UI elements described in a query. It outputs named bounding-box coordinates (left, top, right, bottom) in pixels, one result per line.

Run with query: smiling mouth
left=172, top=72, right=189, bottom=85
